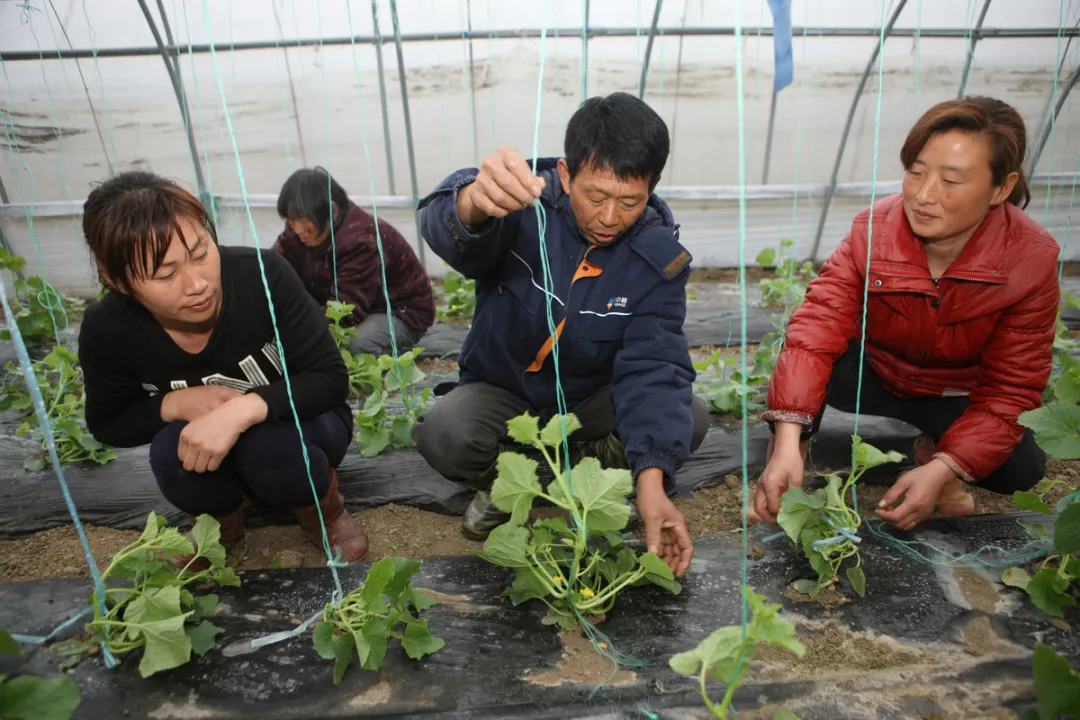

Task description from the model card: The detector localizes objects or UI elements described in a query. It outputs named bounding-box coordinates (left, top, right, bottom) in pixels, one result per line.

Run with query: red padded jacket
left=764, top=194, right=1060, bottom=483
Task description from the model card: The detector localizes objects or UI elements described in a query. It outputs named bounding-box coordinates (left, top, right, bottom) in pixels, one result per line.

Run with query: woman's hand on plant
left=161, top=385, right=243, bottom=423
left=753, top=449, right=805, bottom=524
left=636, top=470, right=694, bottom=577
left=875, top=459, right=956, bottom=530
left=177, top=394, right=267, bottom=473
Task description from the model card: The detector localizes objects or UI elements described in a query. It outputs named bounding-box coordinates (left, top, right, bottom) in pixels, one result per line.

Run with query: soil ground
left=2, top=458, right=1075, bottom=584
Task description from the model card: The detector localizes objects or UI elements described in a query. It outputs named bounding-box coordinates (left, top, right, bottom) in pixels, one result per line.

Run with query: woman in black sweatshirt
left=78, top=170, right=367, bottom=565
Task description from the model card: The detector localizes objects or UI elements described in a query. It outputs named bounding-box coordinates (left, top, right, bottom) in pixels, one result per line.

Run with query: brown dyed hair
left=900, top=96, right=1030, bottom=209
left=82, top=170, right=217, bottom=295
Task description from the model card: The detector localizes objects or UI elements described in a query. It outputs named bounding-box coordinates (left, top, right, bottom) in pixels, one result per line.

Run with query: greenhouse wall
left=0, top=0, right=1078, bottom=296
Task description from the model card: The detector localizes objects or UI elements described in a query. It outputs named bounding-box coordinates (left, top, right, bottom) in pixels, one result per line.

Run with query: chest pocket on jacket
left=579, top=313, right=631, bottom=343
left=500, top=274, right=545, bottom=316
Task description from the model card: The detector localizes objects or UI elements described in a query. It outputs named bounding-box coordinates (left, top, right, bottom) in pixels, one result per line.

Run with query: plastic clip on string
left=199, top=1, right=346, bottom=611
left=0, top=255, right=115, bottom=667
left=811, top=515, right=862, bottom=551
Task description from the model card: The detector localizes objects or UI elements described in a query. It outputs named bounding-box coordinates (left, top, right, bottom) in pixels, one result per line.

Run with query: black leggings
left=800, top=344, right=1045, bottom=495
left=149, top=412, right=352, bottom=516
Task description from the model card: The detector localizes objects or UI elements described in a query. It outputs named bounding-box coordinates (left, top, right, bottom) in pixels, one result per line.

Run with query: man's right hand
left=456, top=147, right=547, bottom=227
left=161, top=385, right=243, bottom=423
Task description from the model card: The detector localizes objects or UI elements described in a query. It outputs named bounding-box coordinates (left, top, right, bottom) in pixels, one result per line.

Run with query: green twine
left=179, top=0, right=219, bottom=226
left=1044, top=0, right=1068, bottom=230
left=912, top=0, right=923, bottom=120
left=81, top=0, right=118, bottom=168
left=313, top=0, right=339, bottom=301
left=850, top=0, right=890, bottom=448
left=485, top=0, right=498, bottom=148
left=580, top=0, right=589, bottom=101
left=0, top=57, right=68, bottom=347
left=198, top=0, right=346, bottom=599
left=344, top=1, right=411, bottom=412
left=864, top=518, right=1052, bottom=571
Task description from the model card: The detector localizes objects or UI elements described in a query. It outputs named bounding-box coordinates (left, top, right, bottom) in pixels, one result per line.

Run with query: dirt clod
left=525, top=629, right=636, bottom=687
left=784, top=584, right=849, bottom=607
left=756, top=621, right=935, bottom=679
left=960, top=617, right=1018, bottom=658
left=747, top=545, right=765, bottom=560
left=953, top=569, right=1000, bottom=614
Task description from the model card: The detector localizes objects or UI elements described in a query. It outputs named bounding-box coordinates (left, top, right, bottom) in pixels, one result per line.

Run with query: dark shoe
left=291, top=469, right=369, bottom=563
left=171, top=506, right=246, bottom=572
left=462, top=490, right=511, bottom=540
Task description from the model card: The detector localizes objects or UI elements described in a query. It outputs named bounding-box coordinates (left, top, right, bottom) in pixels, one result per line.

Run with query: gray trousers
left=348, top=313, right=426, bottom=357
left=412, top=381, right=710, bottom=490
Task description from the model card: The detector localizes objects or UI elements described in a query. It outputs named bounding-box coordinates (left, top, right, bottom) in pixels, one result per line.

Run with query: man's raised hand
left=456, top=147, right=546, bottom=226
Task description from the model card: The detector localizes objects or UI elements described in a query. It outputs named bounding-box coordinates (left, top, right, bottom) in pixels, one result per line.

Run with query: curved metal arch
left=809, top=0, right=908, bottom=261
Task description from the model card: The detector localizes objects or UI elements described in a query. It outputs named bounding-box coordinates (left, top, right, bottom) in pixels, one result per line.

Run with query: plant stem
left=698, top=664, right=726, bottom=719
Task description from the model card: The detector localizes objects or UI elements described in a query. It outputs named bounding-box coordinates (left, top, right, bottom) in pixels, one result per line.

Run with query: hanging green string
left=179, top=0, right=219, bottom=227
left=81, top=0, right=118, bottom=168
left=312, top=0, right=339, bottom=300
left=912, top=0, right=923, bottom=120
left=485, top=0, right=499, bottom=148
left=198, top=0, right=346, bottom=599
left=344, top=0, right=413, bottom=418
left=431, top=0, right=454, bottom=168
left=0, top=58, right=67, bottom=347
left=1043, top=0, right=1067, bottom=229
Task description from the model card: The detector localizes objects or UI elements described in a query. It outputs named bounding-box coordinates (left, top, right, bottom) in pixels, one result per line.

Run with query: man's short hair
left=563, top=92, right=670, bottom=187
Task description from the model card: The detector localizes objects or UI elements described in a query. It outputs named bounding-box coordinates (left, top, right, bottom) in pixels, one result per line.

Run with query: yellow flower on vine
left=580, top=587, right=595, bottom=598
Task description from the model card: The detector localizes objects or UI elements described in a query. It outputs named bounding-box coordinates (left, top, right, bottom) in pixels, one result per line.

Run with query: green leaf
left=1028, top=522, right=1051, bottom=541
left=1027, top=567, right=1077, bottom=618
left=409, top=588, right=438, bottom=612
left=791, top=579, right=817, bottom=595
left=489, top=453, right=542, bottom=525
left=354, top=616, right=386, bottom=671
left=193, top=594, right=219, bottom=618
left=0, top=630, right=19, bottom=655
left=558, top=457, right=632, bottom=532
left=668, top=648, right=702, bottom=676
left=638, top=552, right=680, bottom=594
left=846, top=566, right=866, bottom=597
left=390, top=414, right=415, bottom=448
left=331, top=632, right=354, bottom=685
left=475, top=524, right=531, bottom=568
left=402, top=619, right=445, bottom=660
left=383, top=558, right=423, bottom=608
left=122, top=586, right=194, bottom=677
left=1054, top=372, right=1080, bottom=404
left=22, top=457, right=45, bottom=472
left=356, top=425, right=391, bottom=457
left=1031, top=643, right=1080, bottom=720
left=506, top=569, right=551, bottom=606
left=1001, top=567, right=1031, bottom=591
left=186, top=621, right=223, bottom=656
left=772, top=710, right=802, bottom=720
left=852, top=436, right=905, bottom=470
left=1054, top=503, right=1080, bottom=556
left=0, top=675, right=81, bottom=720
left=756, top=248, right=777, bottom=267
left=776, top=487, right=826, bottom=543
left=1019, top=403, right=1080, bottom=459
left=825, top=474, right=844, bottom=510
left=191, top=515, right=227, bottom=568
left=358, top=557, right=397, bottom=613
left=1014, top=491, right=1054, bottom=514
left=539, top=414, right=583, bottom=448
left=506, top=413, right=540, bottom=447
left=313, top=621, right=337, bottom=660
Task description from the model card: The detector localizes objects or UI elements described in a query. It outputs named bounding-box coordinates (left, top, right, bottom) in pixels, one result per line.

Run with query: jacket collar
left=875, top=196, right=1007, bottom=283
left=528, top=156, right=675, bottom=246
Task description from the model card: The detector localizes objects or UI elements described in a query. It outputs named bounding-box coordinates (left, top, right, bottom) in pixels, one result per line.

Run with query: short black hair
left=563, top=92, right=670, bottom=187
left=276, top=167, right=349, bottom=231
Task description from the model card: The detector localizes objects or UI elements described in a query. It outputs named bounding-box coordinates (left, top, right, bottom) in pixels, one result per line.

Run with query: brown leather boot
left=291, top=468, right=368, bottom=563
left=171, top=505, right=246, bottom=572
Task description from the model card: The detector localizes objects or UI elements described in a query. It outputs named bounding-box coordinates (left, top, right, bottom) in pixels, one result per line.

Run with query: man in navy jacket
left=413, top=93, right=708, bottom=576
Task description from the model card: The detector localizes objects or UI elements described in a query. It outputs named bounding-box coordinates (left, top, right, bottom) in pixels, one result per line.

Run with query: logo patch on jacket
left=607, top=296, right=628, bottom=310
left=663, top=250, right=692, bottom=279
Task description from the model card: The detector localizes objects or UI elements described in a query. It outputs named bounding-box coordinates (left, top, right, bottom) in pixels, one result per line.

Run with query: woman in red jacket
left=755, top=96, right=1059, bottom=532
